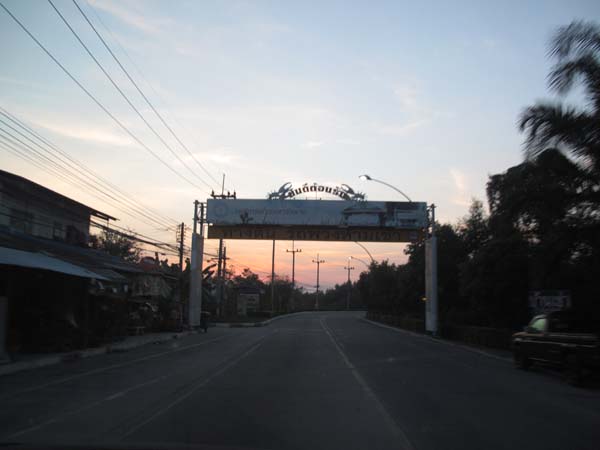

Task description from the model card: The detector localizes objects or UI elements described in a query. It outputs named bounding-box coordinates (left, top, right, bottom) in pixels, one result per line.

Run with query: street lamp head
left=359, top=174, right=371, bottom=181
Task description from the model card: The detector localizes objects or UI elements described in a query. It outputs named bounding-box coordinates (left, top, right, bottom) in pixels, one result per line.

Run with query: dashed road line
left=320, top=317, right=415, bottom=450
left=7, top=375, right=167, bottom=439
left=0, top=334, right=232, bottom=401
left=119, top=333, right=272, bottom=440
left=361, top=317, right=511, bottom=362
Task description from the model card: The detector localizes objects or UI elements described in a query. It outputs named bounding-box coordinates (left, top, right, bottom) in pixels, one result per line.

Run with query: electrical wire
left=0, top=117, right=176, bottom=229
left=92, top=220, right=180, bottom=251
left=81, top=0, right=233, bottom=193
left=0, top=182, right=179, bottom=252
left=0, top=209, right=178, bottom=256
left=0, top=127, right=178, bottom=230
left=0, top=1, right=205, bottom=191
left=72, top=0, right=221, bottom=189
left=47, top=0, right=214, bottom=192
left=0, top=106, right=178, bottom=227
left=90, top=221, right=179, bottom=253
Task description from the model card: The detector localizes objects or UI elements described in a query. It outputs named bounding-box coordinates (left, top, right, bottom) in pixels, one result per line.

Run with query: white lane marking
left=7, top=375, right=167, bottom=438
left=1, top=334, right=231, bottom=401
left=320, top=317, right=415, bottom=450
left=361, top=318, right=511, bottom=362
left=119, top=333, right=272, bottom=440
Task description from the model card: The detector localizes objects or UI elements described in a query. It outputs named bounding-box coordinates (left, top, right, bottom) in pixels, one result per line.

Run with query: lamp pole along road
left=359, top=174, right=412, bottom=202
left=344, top=262, right=355, bottom=310
left=350, top=255, right=369, bottom=270
left=312, top=255, right=325, bottom=311
left=286, top=241, right=301, bottom=312
left=353, top=241, right=374, bottom=263
left=359, top=174, right=438, bottom=336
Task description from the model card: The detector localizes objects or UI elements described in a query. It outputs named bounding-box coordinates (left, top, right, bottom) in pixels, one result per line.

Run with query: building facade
left=0, top=170, right=115, bottom=245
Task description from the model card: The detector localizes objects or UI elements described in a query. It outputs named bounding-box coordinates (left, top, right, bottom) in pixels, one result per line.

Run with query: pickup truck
left=512, top=311, right=600, bottom=385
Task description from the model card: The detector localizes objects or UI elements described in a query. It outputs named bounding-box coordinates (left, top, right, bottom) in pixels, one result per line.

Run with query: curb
left=214, top=311, right=314, bottom=328
left=0, top=330, right=195, bottom=377
left=361, top=317, right=512, bottom=362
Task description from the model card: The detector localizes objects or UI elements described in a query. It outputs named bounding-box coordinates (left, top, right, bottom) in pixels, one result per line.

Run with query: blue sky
left=1, top=0, right=599, bottom=288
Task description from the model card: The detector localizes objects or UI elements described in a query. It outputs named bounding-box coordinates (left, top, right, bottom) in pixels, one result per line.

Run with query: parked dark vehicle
left=512, top=312, right=600, bottom=385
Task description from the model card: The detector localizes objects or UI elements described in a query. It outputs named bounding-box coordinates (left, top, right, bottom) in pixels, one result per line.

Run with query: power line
left=0, top=1, right=205, bottom=191
left=90, top=221, right=179, bottom=253
left=81, top=0, right=231, bottom=192
left=0, top=210, right=177, bottom=256
left=72, top=0, right=221, bottom=189
left=47, top=0, right=214, bottom=192
left=0, top=141, right=82, bottom=189
left=0, top=125, right=176, bottom=230
left=0, top=182, right=179, bottom=253
left=0, top=186, right=183, bottom=256
left=0, top=116, right=176, bottom=229
left=0, top=106, right=178, bottom=227
left=92, top=220, right=180, bottom=252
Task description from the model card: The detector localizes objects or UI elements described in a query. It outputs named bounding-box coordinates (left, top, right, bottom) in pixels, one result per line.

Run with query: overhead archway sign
left=206, top=197, right=428, bottom=243
left=190, top=185, right=438, bottom=337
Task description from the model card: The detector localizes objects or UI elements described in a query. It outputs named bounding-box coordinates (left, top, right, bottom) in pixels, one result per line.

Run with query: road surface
left=1, top=312, right=599, bottom=450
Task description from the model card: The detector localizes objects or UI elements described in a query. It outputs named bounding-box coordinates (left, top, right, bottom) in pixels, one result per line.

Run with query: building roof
left=0, top=246, right=111, bottom=280
left=0, top=228, right=142, bottom=281
left=0, top=169, right=116, bottom=221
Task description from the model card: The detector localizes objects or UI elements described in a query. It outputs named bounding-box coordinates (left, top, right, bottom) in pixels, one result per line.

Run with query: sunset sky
left=1, top=0, right=598, bottom=289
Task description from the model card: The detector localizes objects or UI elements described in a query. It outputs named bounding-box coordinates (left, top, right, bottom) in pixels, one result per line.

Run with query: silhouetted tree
left=89, top=229, right=140, bottom=262
left=520, top=21, right=600, bottom=175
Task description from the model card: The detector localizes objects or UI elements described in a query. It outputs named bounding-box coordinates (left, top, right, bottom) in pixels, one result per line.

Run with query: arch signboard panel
left=206, top=198, right=427, bottom=242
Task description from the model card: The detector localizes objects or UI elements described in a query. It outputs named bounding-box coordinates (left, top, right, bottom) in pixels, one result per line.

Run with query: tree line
left=360, top=21, right=600, bottom=330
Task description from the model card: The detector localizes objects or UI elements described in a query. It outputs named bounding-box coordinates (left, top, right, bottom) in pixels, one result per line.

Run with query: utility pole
left=177, top=222, right=186, bottom=326
left=217, top=239, right=223, bottom=316
left=344, top=263, right=355, bottom=310
left=425, top=204, right=438, bottom=336
left=177, top=222, right=185, bottom=269
left=210, top=179, right=236, bottom=318
left=222, top=245, right=227, bottom=315
left=286, top=241, right=301, bottom=312
left=189, top=201, right=204, bottom=328
left=271, top=239, right=276, bottom=315
left=312, top=254, right=325, bottom=311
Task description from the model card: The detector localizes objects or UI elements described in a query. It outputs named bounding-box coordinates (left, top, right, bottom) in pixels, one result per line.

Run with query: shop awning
left=0, top=246, right=110, bottom=280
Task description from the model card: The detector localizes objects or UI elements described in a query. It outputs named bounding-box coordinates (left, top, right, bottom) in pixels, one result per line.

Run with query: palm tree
left=519, top=21, right=600, bottom=174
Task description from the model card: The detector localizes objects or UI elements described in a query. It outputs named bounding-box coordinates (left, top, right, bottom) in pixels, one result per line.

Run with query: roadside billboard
left=206, top=199, right=427, bottom=242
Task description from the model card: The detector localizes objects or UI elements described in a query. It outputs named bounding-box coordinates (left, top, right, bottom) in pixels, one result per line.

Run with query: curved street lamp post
left=350, top=255, right=370, bottom=270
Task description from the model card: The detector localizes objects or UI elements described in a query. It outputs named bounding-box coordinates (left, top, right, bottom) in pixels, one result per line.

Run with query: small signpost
left=529, top=290, right=572, bottom=314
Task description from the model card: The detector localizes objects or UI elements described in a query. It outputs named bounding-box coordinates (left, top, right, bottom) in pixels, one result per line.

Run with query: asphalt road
left=1, top=311, right=600, bottom=450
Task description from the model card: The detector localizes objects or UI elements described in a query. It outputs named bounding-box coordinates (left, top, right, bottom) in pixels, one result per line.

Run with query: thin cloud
left=392, top=84, right=419, bottom=110
left=0, top=76, right=46, bottom=91
left=305, top=141, right=324, bottom=149
left=482, top=38, right=499, bottom=49
left=450, top=168, right=471, bottom=207
left=374, top=119, right=428, bottom=136
left=33, top=120, right=135, bottom=148
left=335, top=138, right=361, bottom=145
left=89, top=0, right=171, bottom=35
left=192, top=150, right=240, bottom=166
